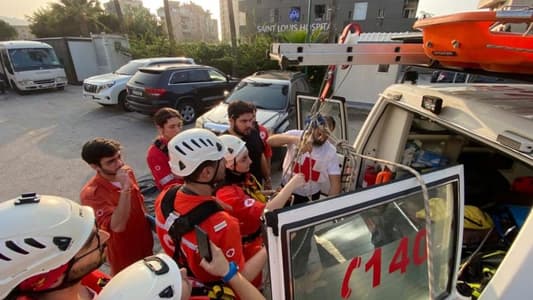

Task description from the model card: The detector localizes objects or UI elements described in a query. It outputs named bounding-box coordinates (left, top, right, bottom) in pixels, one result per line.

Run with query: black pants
left=286, top=191, right=320, bottom=278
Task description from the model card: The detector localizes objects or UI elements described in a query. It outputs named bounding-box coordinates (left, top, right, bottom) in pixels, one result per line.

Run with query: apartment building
left=158, top=1, right=218, bottom=43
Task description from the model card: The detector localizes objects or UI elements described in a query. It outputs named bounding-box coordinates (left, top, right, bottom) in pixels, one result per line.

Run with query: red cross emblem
left=293, top=157, right=320, bottom=182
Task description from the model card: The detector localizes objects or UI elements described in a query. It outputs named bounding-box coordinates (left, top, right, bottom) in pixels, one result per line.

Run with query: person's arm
left=200, top=243, right=266, bottom=300
left=267, top=133, right=300, bottom=147
left=260, top=154, right=272, bottom=189
left=109, top=167, right=132, bottom=232
left=240, top=247, right=267, bottom=282
left=265, top=173, right=305, bottom=211
left=328, top=174, right=342, bottom=196
left=147, top=148, right=181, bottom=190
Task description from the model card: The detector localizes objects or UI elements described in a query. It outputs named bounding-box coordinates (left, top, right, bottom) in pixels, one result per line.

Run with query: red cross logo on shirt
left=293, top=157, right=320, bottom=182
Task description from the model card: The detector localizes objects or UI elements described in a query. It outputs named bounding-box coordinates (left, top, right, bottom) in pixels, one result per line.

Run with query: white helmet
left=0, top=193, right=94, bottom=299
left=96, top=253, right=183, bottom=300
left=219, top=134, right=247, bottom=162
left=168, top=128, right=227, bottom=177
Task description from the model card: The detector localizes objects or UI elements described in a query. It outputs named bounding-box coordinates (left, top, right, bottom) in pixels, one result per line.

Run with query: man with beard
left=0, top=193, right=110, bottom=300
left=80, top=138, right=153, bottom=275
left=226, top=101, right=270, bottom=187
left=267, top=114, right=341, bottom=278
left=154, top=129, right=266, bottom=287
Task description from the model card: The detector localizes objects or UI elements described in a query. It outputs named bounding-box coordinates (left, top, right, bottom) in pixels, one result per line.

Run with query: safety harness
left=160, top=185, right=236, bottom=300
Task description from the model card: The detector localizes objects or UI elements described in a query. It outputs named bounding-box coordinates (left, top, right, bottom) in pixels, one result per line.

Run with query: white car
left=82, top=57, right=195, bottom=111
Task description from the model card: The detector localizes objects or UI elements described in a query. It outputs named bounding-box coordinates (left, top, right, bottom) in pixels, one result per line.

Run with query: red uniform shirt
left=216, top=185, right=265, bottom=286
left=80, top=166, right=154, bottom=275
left=155, top=187, right=245, bottom=283
left=146, top=138, right=184, bottom=190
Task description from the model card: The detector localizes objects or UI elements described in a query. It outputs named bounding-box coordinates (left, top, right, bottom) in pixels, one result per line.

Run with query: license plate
left=132, top=90, right=142, bottom=96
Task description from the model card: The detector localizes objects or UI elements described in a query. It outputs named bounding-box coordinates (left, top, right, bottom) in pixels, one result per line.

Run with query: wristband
left=222, top=261, right=239, bottom=283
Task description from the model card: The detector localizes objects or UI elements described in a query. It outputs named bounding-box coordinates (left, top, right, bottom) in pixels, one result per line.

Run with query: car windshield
left=115, top=61, right=145, bottom=75
left=225, top=81, right=288, bottom=110
left=8, top=48, right=62, bottom=72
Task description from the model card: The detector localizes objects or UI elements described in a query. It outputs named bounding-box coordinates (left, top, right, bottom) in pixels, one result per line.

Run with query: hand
left=116, top=167, right=131, bottom=191
left=287, top=173, right=306, bottom=187
left=199, top=242, right=229, bottom=277
left=263, top=178, right=272, bottom=190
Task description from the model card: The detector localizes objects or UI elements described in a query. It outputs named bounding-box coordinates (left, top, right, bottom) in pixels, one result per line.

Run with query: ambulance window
left=288, top=182, right=457, bottom=299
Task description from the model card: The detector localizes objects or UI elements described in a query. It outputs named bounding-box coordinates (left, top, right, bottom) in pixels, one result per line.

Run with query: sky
left=0, top=0, right=220, bottom=22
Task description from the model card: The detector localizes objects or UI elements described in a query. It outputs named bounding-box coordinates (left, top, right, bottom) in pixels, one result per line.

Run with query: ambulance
left=264, top=9, right=533, bottom=300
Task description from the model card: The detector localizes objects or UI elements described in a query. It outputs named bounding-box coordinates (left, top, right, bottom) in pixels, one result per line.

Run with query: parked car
left=82, top=57, right=195, bottom=111
left=196, top=70, right=312, bottom=134
left=126, top=64, right=238, bottom=123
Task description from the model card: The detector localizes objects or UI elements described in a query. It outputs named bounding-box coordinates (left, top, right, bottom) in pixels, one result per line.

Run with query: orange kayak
left=413, top=10, right=533, bottom=74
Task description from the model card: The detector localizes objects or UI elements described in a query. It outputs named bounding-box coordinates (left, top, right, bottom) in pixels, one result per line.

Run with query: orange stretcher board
left=413, top=10, right=533, bottom=74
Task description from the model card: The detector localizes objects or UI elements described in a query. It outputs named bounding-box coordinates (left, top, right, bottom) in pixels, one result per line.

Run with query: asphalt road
left=0, top=86, right=161, bottom=202
left=0, top=85, right=368, bottom=203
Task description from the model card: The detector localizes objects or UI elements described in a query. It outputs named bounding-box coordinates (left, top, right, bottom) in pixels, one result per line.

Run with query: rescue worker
left=268, top=114, right=342, bottom=278
left=97, top=245, right=266, bottom=300
left=0, top=193, right=110, bottom=300
left=154, top=129, right=266, bottom=291
left=147, top=107, right=185, bottom=191
left=252, top=107, right=273, bottom=190
left=216, top=134, right=305, bottom=286
left=226, top=101, right=270, bottom=187
left=80, top=138, right=153, bottom=275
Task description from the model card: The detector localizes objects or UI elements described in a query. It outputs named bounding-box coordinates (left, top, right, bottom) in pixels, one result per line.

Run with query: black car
left=126, top=64, right=239, bottom=123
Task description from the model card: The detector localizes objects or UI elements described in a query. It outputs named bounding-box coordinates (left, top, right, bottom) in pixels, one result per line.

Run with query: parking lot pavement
left=0, top=85, right=369, bottom=204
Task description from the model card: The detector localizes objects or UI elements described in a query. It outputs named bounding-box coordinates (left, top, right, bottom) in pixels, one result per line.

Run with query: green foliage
left=0, top=20, right=17, bottom=41
left=278, top=29, right=327, bottom=43
left=29, top=0, right=110, bottom=37
left=129, top=35, right=278, bottom=78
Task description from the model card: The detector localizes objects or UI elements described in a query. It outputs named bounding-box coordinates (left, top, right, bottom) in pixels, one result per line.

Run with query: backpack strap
left=154, top=138, right=169, bottom=156
left=159, top=185, right=224, bottom=266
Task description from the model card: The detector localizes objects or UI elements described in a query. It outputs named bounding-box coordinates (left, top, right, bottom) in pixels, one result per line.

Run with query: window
left=7, top=48, right=61, bottom=72
left=378, top=64, right=390, bottom=73
left=353, top=2, right=368, bottom=20
left=403, top=0, right=418, bottom=18
left=208, top=69, right=226, bottom=82
left=314, top=4, right=326, bottom=21
left=377, top=8, right=385, bottom=19
left=170, top=71, right=188, bottom=84
left=188, top=70, right=209, bottom=82
left=270, top=8, right=280, bottom=23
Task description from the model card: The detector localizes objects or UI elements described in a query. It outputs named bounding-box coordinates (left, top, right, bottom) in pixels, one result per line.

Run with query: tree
left=163, top=0, right=176, bottom=55
left=0, top=20, right=17, bottom=41
left=29, top=0, right=109, bottom=37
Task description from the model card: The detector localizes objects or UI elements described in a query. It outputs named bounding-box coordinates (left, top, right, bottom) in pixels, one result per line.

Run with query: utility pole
left=305, top=0, right=313, bottom=43
left=227, top=0, right=238, bottom=76
left=327, top=0, right=337, bottom=43
left=163, top=0, right=176, bottom=56
left=113, top=0, right=125, bottom=33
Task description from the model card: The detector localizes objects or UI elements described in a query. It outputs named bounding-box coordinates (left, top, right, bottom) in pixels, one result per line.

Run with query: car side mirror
left=226, top=74, right=232, bottom=82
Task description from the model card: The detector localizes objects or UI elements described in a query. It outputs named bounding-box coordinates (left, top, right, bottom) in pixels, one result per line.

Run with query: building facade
left=238, top=0, right=419, bottom=40
left=220, top=0, right=247, bottom=42
left=158, top=1, right=218, bottom=43
left=104, top=0, right=144, bottom=15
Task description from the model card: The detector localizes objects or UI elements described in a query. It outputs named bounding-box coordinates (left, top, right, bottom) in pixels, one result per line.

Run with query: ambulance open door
left=264, top=165, right=464, bottom=300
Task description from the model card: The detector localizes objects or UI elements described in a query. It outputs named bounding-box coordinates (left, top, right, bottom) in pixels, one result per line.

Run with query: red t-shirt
left=80, top=167, right=154, bottom=275
left=155, top=187, right=245, bottom=283
left=146, top=138, right=184, bottom=190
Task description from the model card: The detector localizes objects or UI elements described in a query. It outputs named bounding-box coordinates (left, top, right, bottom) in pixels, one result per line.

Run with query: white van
left=0, top=41, right=67, bottom=93
left=82, top=57, right=195, bottom=111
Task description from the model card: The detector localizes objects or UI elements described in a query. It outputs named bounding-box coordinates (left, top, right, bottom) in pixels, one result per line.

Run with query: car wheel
left=118, top=91, right=133, bottom=112
left=177, top=101, right=197, bottom=124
